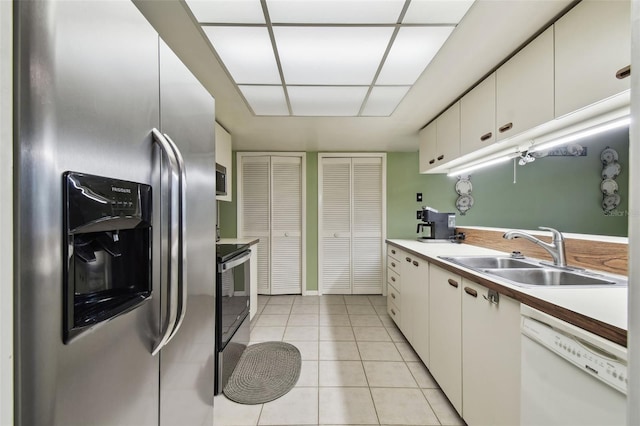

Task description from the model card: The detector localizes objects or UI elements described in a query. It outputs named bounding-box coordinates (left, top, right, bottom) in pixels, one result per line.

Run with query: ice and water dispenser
left=63, top=172, right=152, bottom=343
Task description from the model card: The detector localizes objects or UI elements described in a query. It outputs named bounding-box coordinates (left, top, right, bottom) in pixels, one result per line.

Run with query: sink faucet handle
left=537, top=226, right=564, bottom=242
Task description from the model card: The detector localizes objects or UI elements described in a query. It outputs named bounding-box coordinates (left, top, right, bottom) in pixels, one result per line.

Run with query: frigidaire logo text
left=111, top=186, right=131, bottom=193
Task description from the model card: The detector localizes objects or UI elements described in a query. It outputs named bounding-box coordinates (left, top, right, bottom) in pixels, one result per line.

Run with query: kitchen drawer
left=387, top=246, right=401, bottom=261
left=388, top=282, right=400, bottom=303
left=387, top=299, right=401, bottom=326
left=387, top=268, right=400, bottom=291
left=387, top=257, right=401, bottom=275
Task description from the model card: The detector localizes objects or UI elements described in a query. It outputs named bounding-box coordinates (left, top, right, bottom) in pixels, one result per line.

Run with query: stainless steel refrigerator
left=13, top=0, right=216, bottom=424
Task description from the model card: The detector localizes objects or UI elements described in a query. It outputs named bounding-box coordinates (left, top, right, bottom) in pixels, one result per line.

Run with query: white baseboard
left=234, top=291, right=247, bottom=296
left=303, top=290, right=318, bottom=296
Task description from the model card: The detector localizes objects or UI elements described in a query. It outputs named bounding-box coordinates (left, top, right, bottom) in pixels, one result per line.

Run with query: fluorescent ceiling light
left=187, top=0, right=265, bottom=24
left=274, top=27, right=394, bottom=85
left=288, top=86, right=368, bottom=116
left=239, top=85, right=289, bottom=115
left=530, top=116, right=631, bottom=153
left=203, top=26, right=281, bottom=84
left=376, top=26, right=454, bottom=85
left=447, top=153, right=517, bottom=177
left=403, top=0, right=475, bottom=24
left=266, top=0, right=406, bottom=24
left=361, top=86, right=411, bottom=116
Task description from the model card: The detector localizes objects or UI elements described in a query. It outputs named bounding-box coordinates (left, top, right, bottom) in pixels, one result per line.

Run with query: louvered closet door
left=270, top=156, right=302, bottom=294
left=241, top=156, right=271, bottom=294
left=352, top=157, right=383, bottom=294
left=320, top=158, right=352, bottom=294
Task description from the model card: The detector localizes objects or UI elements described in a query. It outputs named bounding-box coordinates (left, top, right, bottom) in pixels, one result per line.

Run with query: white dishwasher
left=520, top=305, right=627, bottom=426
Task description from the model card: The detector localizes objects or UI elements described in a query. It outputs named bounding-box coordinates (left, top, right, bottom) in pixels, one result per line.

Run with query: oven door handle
left=219, top=250, right=251, bottom=273
left=164, top=133, right=188, bottom=343
left=151, top=129, right=181, bottom=356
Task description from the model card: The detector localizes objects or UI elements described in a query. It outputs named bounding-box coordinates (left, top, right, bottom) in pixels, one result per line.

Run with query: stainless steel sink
left=441, top=256, right=542, bottom=270
left=482, top=268, right=617, bottom=287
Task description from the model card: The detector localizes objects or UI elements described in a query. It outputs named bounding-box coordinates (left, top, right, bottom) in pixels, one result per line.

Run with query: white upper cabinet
left=554, top=0, right=631, bottom=118
left=496, top=26, right=554, bottom=141
left=215, top=122, right=232, bottom=202
left=418, top=121, right=437, bottom=172
left=460, top=73, right=496, bottom=155
left=436, top=102, right=461, bottom=164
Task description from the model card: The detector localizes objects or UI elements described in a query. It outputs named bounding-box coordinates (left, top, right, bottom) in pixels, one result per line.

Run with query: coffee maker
left=417, top=207, right=456, bottom=241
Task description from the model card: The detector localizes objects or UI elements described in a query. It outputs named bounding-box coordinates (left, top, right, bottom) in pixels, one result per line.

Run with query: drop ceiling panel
left=274, top=26, right=395, bottom=85
left=361, top=86, right=411, bottom=116
left=203, top=26, right=281, bottom=84
left=266, top=0, right=406, bottom=24
left=187, top=0, right=265, bottom=24
left=239, top=85, right=290, bottom=115
left=376, top=26, right=454, bottom=85
left=288, top=86, right=369, bottom=116
left=403, top=0, right=475, bottom=24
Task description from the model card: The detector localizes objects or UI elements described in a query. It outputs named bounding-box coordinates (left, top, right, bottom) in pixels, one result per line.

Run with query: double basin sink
left=439, top=256, right=627, bottom=288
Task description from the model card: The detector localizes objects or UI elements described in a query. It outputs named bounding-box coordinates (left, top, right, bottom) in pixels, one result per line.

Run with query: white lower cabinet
left=429, top=265, right=462, bottom=415
left=462, top=279, right=521, bottom=426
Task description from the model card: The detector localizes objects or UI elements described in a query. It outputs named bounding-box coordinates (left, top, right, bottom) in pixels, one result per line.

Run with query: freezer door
left=14, top=0, right=161, bottom=425
left=158, top=40, right=217, bottom=426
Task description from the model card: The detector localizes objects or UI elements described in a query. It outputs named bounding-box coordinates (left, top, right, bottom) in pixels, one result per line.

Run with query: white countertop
left=218, top=237, right=260, bottom=246
left=387, top=239, right=628, bottom=332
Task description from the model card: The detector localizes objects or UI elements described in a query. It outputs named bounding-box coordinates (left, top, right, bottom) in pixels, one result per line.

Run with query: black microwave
left=216, top=163, right=227, bottom=196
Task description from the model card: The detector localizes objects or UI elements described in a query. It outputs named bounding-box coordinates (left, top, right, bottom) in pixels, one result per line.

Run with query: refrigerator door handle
left=151, top=128, right=180, bottom=356
left=163, top=133, right=188, bottom=342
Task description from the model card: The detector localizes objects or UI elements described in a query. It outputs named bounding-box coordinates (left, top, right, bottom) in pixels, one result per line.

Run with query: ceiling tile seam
left=199, top=23, right=458, bottom=28
left=260, top=0, right=292, bottom=116
left=357, top=0, right=412, bottom=116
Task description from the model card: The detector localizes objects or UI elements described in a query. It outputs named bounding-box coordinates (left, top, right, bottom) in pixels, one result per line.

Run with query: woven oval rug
left=223, top=341, right=301, bottom=404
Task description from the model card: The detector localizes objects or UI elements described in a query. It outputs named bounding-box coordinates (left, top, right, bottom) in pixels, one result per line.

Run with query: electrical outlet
left=416, top=192, right=422, bottom=202
left=416, top=210, right=422, bottom=220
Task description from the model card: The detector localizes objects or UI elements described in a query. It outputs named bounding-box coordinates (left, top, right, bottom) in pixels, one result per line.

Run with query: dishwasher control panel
left=522, top=317, right=627, bottom=395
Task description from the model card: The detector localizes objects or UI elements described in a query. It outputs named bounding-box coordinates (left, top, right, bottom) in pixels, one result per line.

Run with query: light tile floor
left=213, top=294, right=465, bottom=426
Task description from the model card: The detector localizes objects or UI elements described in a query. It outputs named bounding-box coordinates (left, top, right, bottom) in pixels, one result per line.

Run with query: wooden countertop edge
left=386, top=241, right=627, bottom=347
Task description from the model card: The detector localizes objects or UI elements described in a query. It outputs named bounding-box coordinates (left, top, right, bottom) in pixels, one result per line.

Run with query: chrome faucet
left=503, top=226, right=567, bottom=267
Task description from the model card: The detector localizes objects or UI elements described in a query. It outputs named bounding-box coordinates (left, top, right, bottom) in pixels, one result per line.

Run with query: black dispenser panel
left=63, top=172, right=152, bottom=343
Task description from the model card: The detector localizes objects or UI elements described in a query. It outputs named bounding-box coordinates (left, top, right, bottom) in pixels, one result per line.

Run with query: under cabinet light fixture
left=529, top=116, right=630, bottom=153
left=447, top=152, right=519, bottom=177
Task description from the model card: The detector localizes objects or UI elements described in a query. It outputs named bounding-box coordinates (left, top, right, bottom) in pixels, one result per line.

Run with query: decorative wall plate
left=600, top=178, right=618, bottom=195
left=600, top=147, right=619, bottom=165
left=455, top=178, right=473, bottom=195
left=456, top=194, right=474, bottom=215
left=602, top=162, right=622, bottom=179
left=602, top=193, right=621, bottom=211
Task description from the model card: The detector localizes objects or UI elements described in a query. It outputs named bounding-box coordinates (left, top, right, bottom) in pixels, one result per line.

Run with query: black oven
left=215, top=243, right=251, bottom=394
left=215, top=163, right=227, bottom=196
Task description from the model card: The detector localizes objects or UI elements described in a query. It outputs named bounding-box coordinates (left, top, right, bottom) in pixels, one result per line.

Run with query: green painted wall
left=219, top=130, right=629, bottom=291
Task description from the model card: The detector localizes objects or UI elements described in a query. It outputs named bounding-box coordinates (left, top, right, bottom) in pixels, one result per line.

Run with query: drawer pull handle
left=406, top=257, right=411, bottom=262
left=464, top=287, right=478, bottom=298
left=480, top=132, right=492, bottom=141
left=391, top=293, right=396, bottom=299
left=448, top=279, right=459, bottom=288
left=391, top=309, right=396, bottom=316
left=391, top=249, right=396, bottom=254
left=499, top=122, right=513, bottom=133
left=616, top=65, right=631, bottom=79
left=391, top=276, right=396, bottom=282
left=429, top=159, right=435, bottom=165
left=391, top=262, right=396, bottom=268
left=437, top=155, right=444, bottom=161
left=412, top=260, right=419, bottom=266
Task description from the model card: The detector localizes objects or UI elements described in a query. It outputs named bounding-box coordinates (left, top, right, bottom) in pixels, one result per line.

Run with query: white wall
left=629, top=2, right=640, bottom=424
left=1, top=1, right=14, bottom=424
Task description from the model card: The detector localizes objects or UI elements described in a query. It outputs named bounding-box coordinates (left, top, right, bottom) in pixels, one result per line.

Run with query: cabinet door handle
left=429, top=159, right=435, bottom=165
left=499, top=122, right=513, bottom=133
left=412, top=260, right=419, bottom=266
left=391, top=293, right=396, bottom=299
left=464, top=287, right=478, bottom=298
left=448, top=279, right=459, bottom=288
left=480, top=132, right=493, bottom=141
left=437, top=155, right=444, bottom=161
left=391, top=276, right=396, bottom=282
left=390, top=309, right=396, bottom=316
left=616, top=65, right=631, bottom=79
left=391, top=262, right=396, bottom=268
left=406, top=257, right=411, bottom=262
left=391, top=249, right=396, bottom=255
